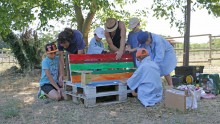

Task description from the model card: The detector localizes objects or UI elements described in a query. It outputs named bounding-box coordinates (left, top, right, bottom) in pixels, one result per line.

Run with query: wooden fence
left=166, top=34, right=220, bottom=65
left=1, top=34, right=220, bottom=65
left=0, top=49, right=17, bottom=64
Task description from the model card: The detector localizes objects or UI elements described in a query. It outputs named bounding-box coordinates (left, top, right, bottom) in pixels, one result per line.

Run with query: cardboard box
left=165, top=89, right=196, bottom=112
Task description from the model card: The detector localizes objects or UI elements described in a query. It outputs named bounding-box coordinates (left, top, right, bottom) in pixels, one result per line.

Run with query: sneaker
left=37, top=88, right=46, bottom=99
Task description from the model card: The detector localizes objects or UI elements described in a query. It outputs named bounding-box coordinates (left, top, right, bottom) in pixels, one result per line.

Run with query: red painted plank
left=69, top=53, right=133, bottom=63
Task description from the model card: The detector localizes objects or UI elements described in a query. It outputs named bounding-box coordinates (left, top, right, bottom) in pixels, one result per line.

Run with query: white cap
left=94, top=27, right=105, bottom=38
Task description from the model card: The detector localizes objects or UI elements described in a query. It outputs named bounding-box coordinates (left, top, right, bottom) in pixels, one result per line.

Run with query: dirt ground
left=0, top=63, right=220, bottom=124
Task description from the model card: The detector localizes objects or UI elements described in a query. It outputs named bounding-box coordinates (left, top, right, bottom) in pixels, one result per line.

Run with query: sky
left=43, top=0, right=220, bottom=43
left=123, top=0, right=220, bottom=43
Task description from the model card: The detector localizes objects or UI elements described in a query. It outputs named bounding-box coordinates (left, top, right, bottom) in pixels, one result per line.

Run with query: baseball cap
left=128, top=18, right=140, bottom=29
left=137, top=31, right=149, bottom=44
left=136, top=48, right=149, bottom=58
left=45, top=43, right=58, bottom=53
left=105, top=18, right=118, bottom=32
left=94, top=27, right=105, bottom=38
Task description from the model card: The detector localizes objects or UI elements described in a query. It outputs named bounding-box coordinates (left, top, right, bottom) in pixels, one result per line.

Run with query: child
left=87, top=27, right=106, bottom=54
left=39, top=42, right=63, bottom=101
left=127, top=48, right=163, bottom=107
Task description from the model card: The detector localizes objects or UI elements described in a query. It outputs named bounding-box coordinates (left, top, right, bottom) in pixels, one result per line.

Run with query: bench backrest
left=68, top=53, right=135, bottom=83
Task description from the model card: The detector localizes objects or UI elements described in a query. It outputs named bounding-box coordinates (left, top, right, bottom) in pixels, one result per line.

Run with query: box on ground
left=165, top=89, right=197, bottom=112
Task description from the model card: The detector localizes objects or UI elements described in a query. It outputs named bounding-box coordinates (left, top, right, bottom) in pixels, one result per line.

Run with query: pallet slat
left=71, top=72, right=133, bottom=83
left=70, top=62, right=134, bottom=70
left=64, top=81, right=130, bottom=107
left=69, top=53, right=133, bottom=63
left=72, top=69, right=135, bottom=75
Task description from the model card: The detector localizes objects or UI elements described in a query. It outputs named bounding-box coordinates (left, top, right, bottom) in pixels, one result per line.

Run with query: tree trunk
left=74, top=0, right=97, bottom=46
left=74, top=3, right=84, bottom=33
left=82, top=11, right=96, bottom=46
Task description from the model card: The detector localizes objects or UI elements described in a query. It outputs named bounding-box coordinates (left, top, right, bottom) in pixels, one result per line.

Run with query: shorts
left=41, top=83, right=62, bottom=94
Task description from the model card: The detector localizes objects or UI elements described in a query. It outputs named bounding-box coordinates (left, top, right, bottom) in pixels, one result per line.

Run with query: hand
left=57, top=88, right=61, bottom=95
left=125, top=45, right=131, bottom=52
left=115, top=50, right=123, bottom=60
left=101, top=50, right=108, bottom=54
left=58, top=80, right=64, bottom=87
left=59, top=75, right=64, bottom=82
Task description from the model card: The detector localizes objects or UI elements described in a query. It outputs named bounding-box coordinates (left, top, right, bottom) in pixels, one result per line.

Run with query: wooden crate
left=64, top=80, right=132, bottom=107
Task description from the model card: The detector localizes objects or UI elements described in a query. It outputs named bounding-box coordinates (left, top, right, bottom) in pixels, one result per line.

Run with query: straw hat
left=128, top=18, right=140, bottom=29
left=105, top=18, right=118, bottom=32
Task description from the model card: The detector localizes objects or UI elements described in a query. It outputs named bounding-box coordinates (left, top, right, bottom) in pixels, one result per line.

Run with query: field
left=0, top=63, right=220, bottom=124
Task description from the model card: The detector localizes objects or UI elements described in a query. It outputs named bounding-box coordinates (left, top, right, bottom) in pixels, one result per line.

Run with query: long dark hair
left=57, top=28, right=74, bottom=43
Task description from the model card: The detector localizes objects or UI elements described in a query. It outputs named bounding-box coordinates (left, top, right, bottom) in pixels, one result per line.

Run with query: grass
left=0, top=99, right=23, bottom=119
left=0, top=63, right=220, bottom=123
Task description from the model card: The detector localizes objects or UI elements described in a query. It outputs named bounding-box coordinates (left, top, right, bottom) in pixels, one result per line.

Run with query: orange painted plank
left=71, top=72, right=133, bottom=83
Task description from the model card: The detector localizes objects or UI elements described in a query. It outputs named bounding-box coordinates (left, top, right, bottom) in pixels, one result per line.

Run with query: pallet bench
left=65, top=80, right=129, bottom=107
left=64, top=53, right=136, bottom=107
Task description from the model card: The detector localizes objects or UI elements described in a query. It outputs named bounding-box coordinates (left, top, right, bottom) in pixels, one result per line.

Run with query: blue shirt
left=39, top=56, right=59, bottom=86
left=139, top=33, right=177, bottom=76
left=127, top=30, right=143, bottom=67
left=127, top=57, right=163, bottom=107
left=58, top=30, right=86, bottom=54
left=87, top=37, right=104, bottom=54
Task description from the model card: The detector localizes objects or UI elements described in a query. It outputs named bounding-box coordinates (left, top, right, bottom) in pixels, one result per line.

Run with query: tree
left=1, top=0, right=219, bottom=69
left=152, top=0, right=220, bottom=65
left=152, top=0, right=220, bottom=34
left=0, top=0, right=147, bottom=45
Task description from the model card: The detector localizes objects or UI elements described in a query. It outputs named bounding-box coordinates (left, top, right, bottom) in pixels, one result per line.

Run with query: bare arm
left=115, top=21, right=126, bottom=59
left=105, top=31, right=119, bottom=52
left=59, top=51, right=64, bottom=82
left=118, top=21, right=126, bottom=52
left=77, top=49, right=84, bottom=54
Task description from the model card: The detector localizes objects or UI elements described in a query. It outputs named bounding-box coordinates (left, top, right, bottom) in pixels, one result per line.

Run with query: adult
left=126, top=17, right=143, bottom=67
left=127, top=48, right=163, bottom=107
left=137, top=31, right=177, bottom=86
left=105, top=18, right=126, bottom=60
left=87, top=27, right=106, bottom=54
left=57, top=28, right=86, bottom=81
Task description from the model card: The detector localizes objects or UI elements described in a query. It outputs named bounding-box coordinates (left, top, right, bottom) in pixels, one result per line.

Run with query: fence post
left=209, top=34, right=212, bottom=65
left=1, top=50, right=3, bottom=64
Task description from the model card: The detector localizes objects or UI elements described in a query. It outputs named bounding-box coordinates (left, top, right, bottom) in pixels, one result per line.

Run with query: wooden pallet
left=64, top=80, right=132, bottom=107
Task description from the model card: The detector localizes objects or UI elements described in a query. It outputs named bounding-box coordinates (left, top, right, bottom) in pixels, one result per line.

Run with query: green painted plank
left=72, top=69, right=135, bottom=75
left=70, top=62, right=134, bottom=70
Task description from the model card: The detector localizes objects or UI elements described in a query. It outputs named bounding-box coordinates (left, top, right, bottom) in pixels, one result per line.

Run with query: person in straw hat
left=126, top=48, right=163, bottom=107
left=126, top=17, right=143, bottom=67
left=105, top=18, right=126, bottom=60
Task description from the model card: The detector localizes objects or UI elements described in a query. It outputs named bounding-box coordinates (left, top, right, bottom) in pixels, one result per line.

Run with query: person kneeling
left=127, top=48, right=163, bottom=107
left=39, top=42, right=64, bottom=101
